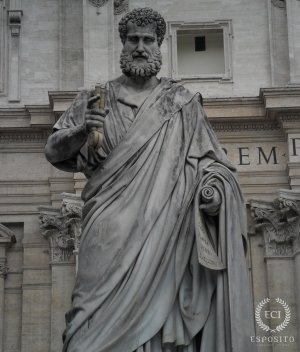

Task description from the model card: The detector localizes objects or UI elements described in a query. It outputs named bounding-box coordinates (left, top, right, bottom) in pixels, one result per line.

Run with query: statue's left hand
left=199, top=185, right=222, bottom=216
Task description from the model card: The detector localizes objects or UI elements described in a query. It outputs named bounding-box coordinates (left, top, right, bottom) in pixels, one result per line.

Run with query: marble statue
left=45, top=7, right=257, bottom=352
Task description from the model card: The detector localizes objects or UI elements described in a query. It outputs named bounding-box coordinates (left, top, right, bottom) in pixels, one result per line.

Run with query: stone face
left=0, top=1, right=299, bottom=352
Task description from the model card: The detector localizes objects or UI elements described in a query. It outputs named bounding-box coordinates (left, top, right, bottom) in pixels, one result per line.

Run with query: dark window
left=195, top=36, right=206, bottom=51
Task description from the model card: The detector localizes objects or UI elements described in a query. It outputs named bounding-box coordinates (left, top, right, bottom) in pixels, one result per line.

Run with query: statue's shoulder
left=160, top=78, right=201, bottom=108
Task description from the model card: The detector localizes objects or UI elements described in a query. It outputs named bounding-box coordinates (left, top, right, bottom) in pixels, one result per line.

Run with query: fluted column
left=0, top=224, right=16, bottom=352
left=286, top=0, right=300, bottom=85
left=7, top=0, right=22, bottom=102
left=250, top=189, right=300, bottom=352
left=38, top=192, right=83, bottom=352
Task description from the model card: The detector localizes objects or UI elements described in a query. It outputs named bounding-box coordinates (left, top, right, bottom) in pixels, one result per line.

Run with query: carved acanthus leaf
left=61, top=202, right=82, bottom=218
left=38, top=194, right=83, bottom=262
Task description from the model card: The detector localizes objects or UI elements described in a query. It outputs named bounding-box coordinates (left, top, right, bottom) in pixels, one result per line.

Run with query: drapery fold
left=49, top=78, right=256, bottom=352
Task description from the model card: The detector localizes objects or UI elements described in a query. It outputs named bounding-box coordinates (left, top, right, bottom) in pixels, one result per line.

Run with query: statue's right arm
left=45, top=124, right=88, bottom=168
left=45, top=93, right=107, bottom=173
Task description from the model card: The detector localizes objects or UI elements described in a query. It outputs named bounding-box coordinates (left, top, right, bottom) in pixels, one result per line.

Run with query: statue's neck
left=122, top=75, right=159, bottom=95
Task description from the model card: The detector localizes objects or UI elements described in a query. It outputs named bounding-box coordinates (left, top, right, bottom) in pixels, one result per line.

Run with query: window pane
left=177, top=33, right=225, bottom=75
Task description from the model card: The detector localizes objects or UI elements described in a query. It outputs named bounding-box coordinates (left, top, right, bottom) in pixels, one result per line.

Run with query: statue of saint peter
left=45, top=7, right=257, bottom=352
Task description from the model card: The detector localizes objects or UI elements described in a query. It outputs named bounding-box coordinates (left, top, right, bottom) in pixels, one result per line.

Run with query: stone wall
left=0, top=0, right=300, bottom=351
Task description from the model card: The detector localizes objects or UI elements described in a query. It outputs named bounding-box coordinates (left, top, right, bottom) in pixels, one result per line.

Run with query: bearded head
left=118, top=8, right=166, bottom=78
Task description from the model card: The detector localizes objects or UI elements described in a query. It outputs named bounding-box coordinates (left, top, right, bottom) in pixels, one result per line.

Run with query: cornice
left=0, top=86, right=299, bottom=137
left=259, top=86, right=300, bottom=118
left=25, top=105, right=54, bottom=127
left=48, top=91, right=77, bottom=121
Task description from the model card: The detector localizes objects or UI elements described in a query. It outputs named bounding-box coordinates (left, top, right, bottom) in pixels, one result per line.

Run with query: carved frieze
left=38, top=193, right=83, bottom=262
left=212, top=123, right=281, bottom=133
left=279, top=115, right=300, bottom=123
left=114, top=0, right=129, bottom=15
left=250, top=190, right=300, bottom=257
left=0, top=132, right=49, bottom=142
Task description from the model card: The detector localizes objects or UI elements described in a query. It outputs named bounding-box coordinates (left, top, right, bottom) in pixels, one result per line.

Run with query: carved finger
left=85, top=114, right=105, bottom=123
left=87, top=94, right=100, bottom=109
left=86, top=121, right=103, bottom=128
left=90, top=109, right=109, bottom=117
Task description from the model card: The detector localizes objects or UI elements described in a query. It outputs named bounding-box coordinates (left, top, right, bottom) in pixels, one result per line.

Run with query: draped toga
left=47, top=77, right=257, bottom=352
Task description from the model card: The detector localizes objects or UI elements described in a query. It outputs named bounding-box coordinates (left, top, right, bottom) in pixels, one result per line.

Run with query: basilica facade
left=0, top=1, right=299, bottom=351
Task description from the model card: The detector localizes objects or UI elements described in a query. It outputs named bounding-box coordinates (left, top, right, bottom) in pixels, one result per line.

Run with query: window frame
left=168, top=20, right=233, bottom=83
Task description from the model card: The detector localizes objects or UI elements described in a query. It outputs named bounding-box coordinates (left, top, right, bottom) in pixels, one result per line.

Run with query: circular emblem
left=255, top=298, right=291, bottom=332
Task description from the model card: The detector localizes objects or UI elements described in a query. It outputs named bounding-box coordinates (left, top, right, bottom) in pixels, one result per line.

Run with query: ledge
left=0, top=86, right=299, bottom=137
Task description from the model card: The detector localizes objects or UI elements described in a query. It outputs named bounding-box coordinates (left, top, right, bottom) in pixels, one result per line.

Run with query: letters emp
left=250, top=336, right=295, bottom=343
left=223, top=146, right=282, bottom=166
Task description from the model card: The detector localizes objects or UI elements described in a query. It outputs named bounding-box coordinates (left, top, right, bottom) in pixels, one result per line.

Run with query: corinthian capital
left=38, top=193, right=83, bottom=262
left=249, top=189, right=300, bottom=257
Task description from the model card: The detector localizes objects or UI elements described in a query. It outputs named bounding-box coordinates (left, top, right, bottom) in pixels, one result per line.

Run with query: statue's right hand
left=85, top=95, right=109, bottom=133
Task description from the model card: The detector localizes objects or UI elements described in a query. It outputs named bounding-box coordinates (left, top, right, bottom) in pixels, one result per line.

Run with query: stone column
left=287, top=130, right=300, bottom=190
left=7, top=0, right=22, bottom=102
left=250, top=189, right=300, bottom=352
left=38, top=193, right=83, bottom=352
left=268, top=0, right=290, bottom=86
left=286, top=0, right=300, bottom=85
left=0, top=253, right=7, bottom=352
left=0, top=224, right=16, bottom=352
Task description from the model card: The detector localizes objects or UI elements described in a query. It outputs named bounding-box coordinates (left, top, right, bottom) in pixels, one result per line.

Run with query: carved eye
left=128, top=36, right=138, bottom=43
left=144, top=37, right=154, bottom=44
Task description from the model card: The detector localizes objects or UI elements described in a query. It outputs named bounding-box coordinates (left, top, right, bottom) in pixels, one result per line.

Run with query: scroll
left=195, top=185, right=226, bottom=270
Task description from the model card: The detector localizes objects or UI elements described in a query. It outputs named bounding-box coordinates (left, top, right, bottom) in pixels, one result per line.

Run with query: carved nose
left=136, top=39, right=144, bottom=53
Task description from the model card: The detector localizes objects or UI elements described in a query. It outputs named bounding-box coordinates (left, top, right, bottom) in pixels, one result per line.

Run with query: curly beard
left=120, top=48, right=162, bottom=78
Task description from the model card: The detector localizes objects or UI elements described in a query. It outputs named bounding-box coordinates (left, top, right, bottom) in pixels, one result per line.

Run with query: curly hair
left=118, top=7, right=166, bottom=47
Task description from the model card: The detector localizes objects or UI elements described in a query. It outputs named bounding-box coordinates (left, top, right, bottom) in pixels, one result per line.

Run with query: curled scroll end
left=201, top=186, right=215, bottom=203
